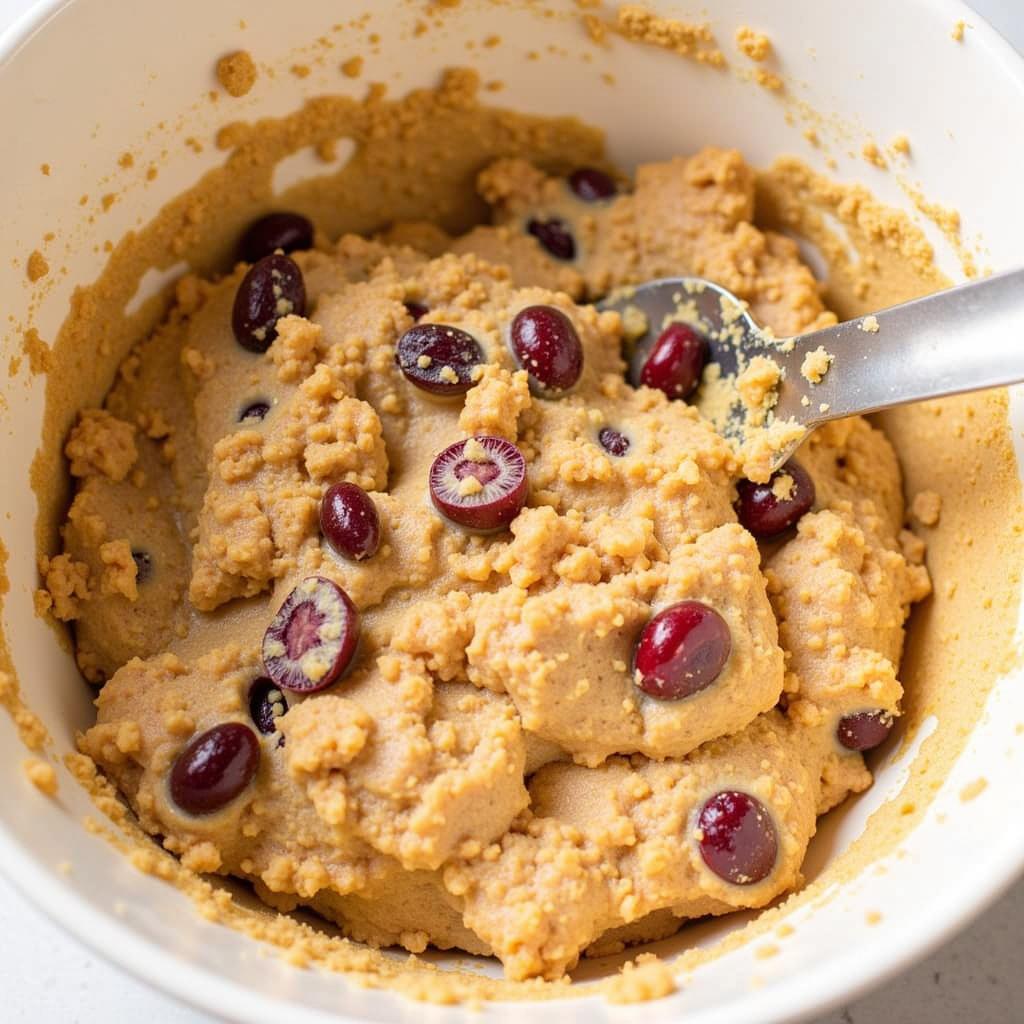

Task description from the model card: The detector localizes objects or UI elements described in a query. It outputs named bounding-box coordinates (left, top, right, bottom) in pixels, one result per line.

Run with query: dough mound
left=54, top=148, right=929, bottom=981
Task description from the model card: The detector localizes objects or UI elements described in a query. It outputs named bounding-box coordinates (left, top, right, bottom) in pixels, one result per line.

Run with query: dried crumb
left=606, top=954, right=677, bottom=1004
left=951, top=19, right=966, bottom=42
left=754, top=68, right=783, bottom=91
left=27, top=250, right=49, bottom=282
left=40, top=162, right=51, bottom=176
left=341, top=56, right=365, bottom=78
left=910, top=490, right=942, bottom=527
left=959, top=777, right=987, bottom=802
left=862, top=141, right=888, bottom=169
left=735, top=26, right=772, bottom=61
left=889, top=134, right=911, bottom=157
left=291, top=64, right=311, bottom=79
left=800, top=345, right=833, bottom=384
left=216, top=50, right=258, bottom=97
left=859, top=315, right=880, bottom=333
left=118, top=151, right=134, bottom=169
left=23, top=757, right=58, bottom=796
left=865, top=910, right=883, bottom=926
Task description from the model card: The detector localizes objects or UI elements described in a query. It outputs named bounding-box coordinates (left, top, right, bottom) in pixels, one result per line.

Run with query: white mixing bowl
left=2, top=1, right=1023, bottom=1021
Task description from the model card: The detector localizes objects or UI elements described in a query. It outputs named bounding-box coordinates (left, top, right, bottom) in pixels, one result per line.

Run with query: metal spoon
left=599, top=267, right=1024, bottom=473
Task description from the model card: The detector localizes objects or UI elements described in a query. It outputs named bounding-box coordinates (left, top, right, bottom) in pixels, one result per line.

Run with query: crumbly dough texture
left=53, top=145, right=931, bottom=982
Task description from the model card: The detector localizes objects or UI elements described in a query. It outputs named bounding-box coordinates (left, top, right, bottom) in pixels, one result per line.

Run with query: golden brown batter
left=40, top=141, right=932, bottom=981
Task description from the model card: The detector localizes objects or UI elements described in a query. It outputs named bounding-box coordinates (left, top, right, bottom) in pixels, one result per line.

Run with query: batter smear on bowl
left=47, top=143, right=930, bottom=982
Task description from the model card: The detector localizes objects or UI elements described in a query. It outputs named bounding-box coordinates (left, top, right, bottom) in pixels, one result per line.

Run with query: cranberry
left=639, top=322, right=708, bottom=401
left=569, top=167, right=616, bottom=201
left=320, top=482, right=381, bottom=561
left=598, top=427, right=630, bottom=457
left=238, top=212, right=314, bottom=264
left=527, top=217, right=576, bottom=261
left=169, top=722, right=260, bottom=816
left=395, top=323, right=484, bottom=397
left=429, top=436, right=527, bottom=532
left=262, top=576, right=359, bottom=693
left=735, top=462, right=816, bottom=539
left=837, top=710, right=894, bottom=751
left=697, top=791, right=778, bottom=885
left=238, top=400, right=270, bottom=423
left=248, top=677, right=288, bottom=737
left=131, top=549, right=152, bottom=584
left=634, top=600, right=731, bottom=700
left=404, top=301, right=429, bottom=321
left=231, top=253, right=306, bottom=353
left=510, top=305, right=583, bottom=395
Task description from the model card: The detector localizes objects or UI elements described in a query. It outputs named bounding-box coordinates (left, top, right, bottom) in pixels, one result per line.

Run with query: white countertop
left=1, top=1, right=1022, bottom=1021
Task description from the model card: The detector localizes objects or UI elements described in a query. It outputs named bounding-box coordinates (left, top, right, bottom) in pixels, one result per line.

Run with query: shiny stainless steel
left=599, top=266, right=1024, bottom=472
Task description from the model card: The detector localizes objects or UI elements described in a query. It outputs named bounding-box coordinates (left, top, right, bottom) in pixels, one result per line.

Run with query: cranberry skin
left=248, top=678, right=288, bottom=737
left=527, top=217, right=576, bottom=261
left=238, top=212, right=314, bottom=264
left=320, top=482, right=381, bottom=561
left=598, top=427, right=630, bottom=457
left=169, top=723, right=260, bottom=816
left=262, top=576, right=360, bottom=693
left=239, top=400, right=270, bottom=423
left=404, top=301, right=429, bottom=321
left=837, top=710, right=894, bottom=751
left=510, top=305, right=583, bottom=394
left=131, top=549, right=152, bottom=584
left=569, top=167, right=617, bottom=201
left=429, top=436, right=528, bottom=532
left=640, top=322, right=708, bottom=401
left=396, top=323, right=484, bottom=397
left=634, top=600, right=731, bottom=700
left=735, top=462, right=816, bottom=539
left=232, top=253, right=306, bottom=353
left=697, top=791, right=778, bottom=885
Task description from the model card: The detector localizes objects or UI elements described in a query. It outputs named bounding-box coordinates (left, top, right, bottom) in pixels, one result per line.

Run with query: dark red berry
left=239, top=400, right=270, bottom=422
left=697, top=791, right=778, bottom=885
left=238, top=212, right=314, bottom=264
left=510, top=305, right=583, bottom=394
left=169, top=722, right=260, bottom=816
left=248, top=678, right=288, bottom=737
left=231, top=253, right=306, bottom=353
left=639, top=322, right=708, bottom=400
left=634, top=600, right=731, bottom=700
left=569, top=167, right=617, bottom=201
left=320, top=482, right=381, bottom=561
left=527, top=217, right=576, bottom=260
left=262, top=576, right=359, bottom=693
left=837, top=710, right=894, bottom=751
left=735, top=462, right=816, bottom=539
left=131, top=549, right=152, bottom=584
left=404, top=301, right=429, bottom=321
left=429, top=436, right=527, bottom=532
left=396, top=323, right=484, bottom=397
left=598, top=427, right=630, bottom=457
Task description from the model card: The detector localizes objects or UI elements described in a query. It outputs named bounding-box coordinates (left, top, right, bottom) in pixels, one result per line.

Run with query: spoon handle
left=777, top=267, right=1024, bottom=425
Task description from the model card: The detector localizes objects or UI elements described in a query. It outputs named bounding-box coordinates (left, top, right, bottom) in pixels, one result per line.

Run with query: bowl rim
left=1, top=0, right=1023, bottom=1021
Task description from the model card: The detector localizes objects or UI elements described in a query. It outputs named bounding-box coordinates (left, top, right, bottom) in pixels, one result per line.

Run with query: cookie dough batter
left=47, top=146, right=929, bottom=981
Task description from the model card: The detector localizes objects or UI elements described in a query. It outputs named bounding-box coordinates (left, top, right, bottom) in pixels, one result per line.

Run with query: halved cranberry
left=231, top=253, right=306, bottom=353
left=238, top=212, right=314, bottom=264
left=527, top=217, right=576, bottom=261
left=697, top=791, right=778, bottom=885
left=735, top=462, right=815, bottom=539
left=634, top=600, right=731, bottom=700
left=404, top=301, right=429, bottom=321
left=131, top=549, right=152, bottom=584
left=262, top=576, right=359, bottom=693
left=320, top=482, right=381, bottom=561
left=640, top=322, right=708, bottom=401
left=837, top=710, right=894, bottom=751
left=598, top=427, right=630, bottom=457
left=396, top=323, right=484, bottom=397
left=429, top=436, right=527, bottom=532
left=238, top=400, right=270, bottom=423
left=569, top=167, right=616, bottom=201
left=169, top=722, right=260, bottom=816
left=248, top=678, right=288, bottom=736
left=510, top=305, right=583, bottom=395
